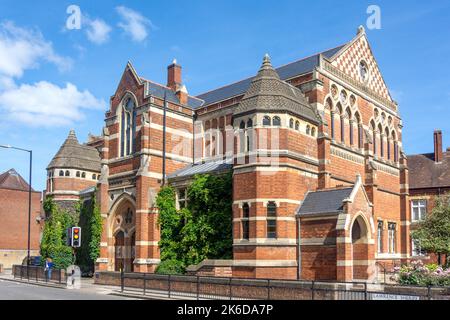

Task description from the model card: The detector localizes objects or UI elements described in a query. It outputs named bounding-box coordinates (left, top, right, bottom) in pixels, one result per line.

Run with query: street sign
left=371, top=293, right=420, bottom=300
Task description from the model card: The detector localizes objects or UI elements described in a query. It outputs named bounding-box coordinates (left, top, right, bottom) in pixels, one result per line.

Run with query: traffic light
left=71, top=227, right=81, bottom=247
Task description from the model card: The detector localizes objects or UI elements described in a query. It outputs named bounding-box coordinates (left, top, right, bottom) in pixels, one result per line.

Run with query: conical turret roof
left=47, top=130, right=101, bottom=172
left=234, top=54, right=320, bottom=123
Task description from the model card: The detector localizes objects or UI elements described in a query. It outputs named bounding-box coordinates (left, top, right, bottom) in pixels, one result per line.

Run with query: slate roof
left=47, top=130, right=101, bottom=172
left=408, top=151, right=450, bottom=189
left=168, top=159, right=232, bottom=180
left=234, top=54, right=320, bottom=123
left=196, top=45, right=345, bottom=107
left=0, top=168, right=34, bottom=192
left=143, top=79, right=204, bottom=109
left=297, top=187, right=353, bottom=216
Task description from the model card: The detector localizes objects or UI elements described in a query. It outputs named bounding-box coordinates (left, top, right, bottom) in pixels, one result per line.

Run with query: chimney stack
left=167, top=59, right=182, bottom=91
left=176, top=84, right=189, bottom=105
left=434, top=130, right=443, bottom=162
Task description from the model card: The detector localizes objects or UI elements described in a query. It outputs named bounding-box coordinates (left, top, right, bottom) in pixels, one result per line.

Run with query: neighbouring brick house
left=408, top=130, right=450, bottom=265
left=47, top=26, right=414, bottom=282
left=0, top=169, right=42, bottom=268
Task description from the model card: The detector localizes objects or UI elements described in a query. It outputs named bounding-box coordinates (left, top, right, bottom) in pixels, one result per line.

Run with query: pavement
left=0, top=271, right=139, bottom=300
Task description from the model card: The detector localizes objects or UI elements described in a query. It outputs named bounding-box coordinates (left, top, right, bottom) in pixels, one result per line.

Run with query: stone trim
left=233, top=238, right=297, bottom=246
left=233, top=217, right=296, bottom=222
left=134, top=259, right=161, bottom=265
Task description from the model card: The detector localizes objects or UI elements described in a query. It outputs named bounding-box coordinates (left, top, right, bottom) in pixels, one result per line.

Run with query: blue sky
left=0, top=0, right=449, bottom=190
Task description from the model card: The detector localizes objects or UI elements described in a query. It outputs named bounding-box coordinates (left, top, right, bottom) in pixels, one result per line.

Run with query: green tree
left=412, top=195, right=450, bottom=266
left=156, top=173, right=233, bottom=274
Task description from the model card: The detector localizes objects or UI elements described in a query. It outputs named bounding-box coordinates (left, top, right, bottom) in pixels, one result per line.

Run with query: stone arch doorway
left=351, top=215, right=370, bottom=280
left=109, top=194, right=136, bottom=272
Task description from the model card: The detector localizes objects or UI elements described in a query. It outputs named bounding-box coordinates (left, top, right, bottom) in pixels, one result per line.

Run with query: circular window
left=359, top=61, right=369, bottom=83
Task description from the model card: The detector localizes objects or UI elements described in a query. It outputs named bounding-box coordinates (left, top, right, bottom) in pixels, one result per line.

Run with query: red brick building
left=0, top=169, right=42, bottom=268
left=408, top=130, right=450, bottom=264
left=48, top=26, right=412, bottom=282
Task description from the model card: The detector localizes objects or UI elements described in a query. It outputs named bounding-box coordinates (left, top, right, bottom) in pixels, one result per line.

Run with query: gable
left=330, top=34, right=393, bottom=103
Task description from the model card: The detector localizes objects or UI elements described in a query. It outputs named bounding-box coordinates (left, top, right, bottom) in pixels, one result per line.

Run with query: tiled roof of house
left=408, top=151, right=450, bottom=189
left=143, top=79, right=204, bottom=109
left=234, top=54, right=320, bottom=123
left=0, top=168, right=33, bottom=192
left=47, top=130, right=101, bottom=172
left=195, top=45, right=345, bottom=106
left=297, top=187, right=353, bottom=216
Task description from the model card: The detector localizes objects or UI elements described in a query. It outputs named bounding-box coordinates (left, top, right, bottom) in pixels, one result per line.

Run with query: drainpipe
left=162, top=93, right=167, bottom=186
left=297, top=215, right=302, bottom=280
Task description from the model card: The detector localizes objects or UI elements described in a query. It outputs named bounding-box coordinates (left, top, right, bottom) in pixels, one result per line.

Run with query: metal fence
left=13, top=265, right=66, bottom=285
left=116, top=271, right=450, bottom=300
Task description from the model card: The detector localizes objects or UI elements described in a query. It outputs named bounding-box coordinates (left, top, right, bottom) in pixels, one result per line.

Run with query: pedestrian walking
left=45, top=258, right=53, bottom=281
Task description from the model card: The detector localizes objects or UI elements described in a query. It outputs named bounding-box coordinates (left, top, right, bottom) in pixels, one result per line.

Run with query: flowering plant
left=393, top=260, right=450, bottom=286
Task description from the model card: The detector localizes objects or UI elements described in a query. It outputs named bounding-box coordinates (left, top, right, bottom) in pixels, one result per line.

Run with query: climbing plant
left=40, top=196, right=76, bottom=269
left=156, top=172, right=233, bottom=274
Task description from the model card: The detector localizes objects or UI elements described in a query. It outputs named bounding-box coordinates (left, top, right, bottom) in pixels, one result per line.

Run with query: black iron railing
left=115, top=271, right=450, bottom=300
left=12, top=265, right=66, bottom=285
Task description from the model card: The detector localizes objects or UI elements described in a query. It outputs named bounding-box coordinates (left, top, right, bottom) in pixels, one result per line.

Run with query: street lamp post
left=0, top=145, right=33, bottom=269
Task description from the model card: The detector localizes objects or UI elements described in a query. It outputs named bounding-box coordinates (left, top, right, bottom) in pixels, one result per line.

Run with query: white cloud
left=0, top=81, right=106, bottom=127
left=0, top=21, right=72, bottom=78
left=116, top=6, right=154, bottom=42
left=85, top=17, right=112, bottom=45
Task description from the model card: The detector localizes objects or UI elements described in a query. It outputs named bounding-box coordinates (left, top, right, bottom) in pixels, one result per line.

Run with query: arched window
left=392, top=131, right=398, bottom=162
left=379, top=124, right=384, bottom=158
left=242, top=203, right=250, bottom=240
left=289, top=118, right=294, bottom=129
left=247, top=119, right=253, bottom=128
left=355, top=113, right=363, bottom=149
left=306, top=125, right=311, bottom=135
left=92, top=174, right=97, bottom=180
left=295, top=121, right=300, bottom=131
left=311, top=127, right=316, bottom=137
left=239, top=121, right=246, bottom=153
left=272, top=116, right=281, bottom=127
left=59, top=170, right=64, bottom=177
left=347, top=108, right=353, bottom=146
left=120, top=97, right=137, bottom=157
left=263, top=116, right=271, bottom=126
left=267, top=202, right=277, bottom=239
left=386, top=128, right=391, bottom=160
left=371, top=121, right=377, bottom=155
left=65, top=170, right=70, bottom=177
left=76, top=171, right=80, bottom=178
left=81, top=172, right=86, bottom=178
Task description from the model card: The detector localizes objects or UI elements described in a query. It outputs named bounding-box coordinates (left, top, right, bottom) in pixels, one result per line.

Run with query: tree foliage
left=156, top=173, right=233, bottom=274
left=75, top=193, right=103, bottom=275
left=40, top=196, right=75, bottom=269
left=41, top=194, right=103, bottom=273
left=412, top=195, right=450, bottom=266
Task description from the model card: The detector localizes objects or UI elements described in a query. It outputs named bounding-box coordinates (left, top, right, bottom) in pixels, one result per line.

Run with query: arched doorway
left=114, top=230, right=125, bottom=272
left=109, top=194, right=136, bottom=272
left=351, top=216, right=370, bottom=280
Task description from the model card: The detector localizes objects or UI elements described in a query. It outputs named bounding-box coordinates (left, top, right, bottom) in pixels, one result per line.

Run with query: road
left=0, top=279, right=138, bottom=300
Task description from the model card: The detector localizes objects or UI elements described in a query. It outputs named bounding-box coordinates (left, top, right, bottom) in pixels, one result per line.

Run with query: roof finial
left=172, top=58, right=177, bottom=65
left=357, top=25, right=366, bottom=35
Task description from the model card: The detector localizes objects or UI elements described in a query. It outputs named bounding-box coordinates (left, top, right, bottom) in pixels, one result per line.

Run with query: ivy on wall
left=40, top=196, right=76, bottom=269
left=40, top=193, right=103, bottom=274
left=156, top=172, right=233, bottom=274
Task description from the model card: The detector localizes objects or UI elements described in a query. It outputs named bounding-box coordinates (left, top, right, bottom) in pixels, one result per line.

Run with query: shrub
left=395, top=260, right=450, bottom=286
